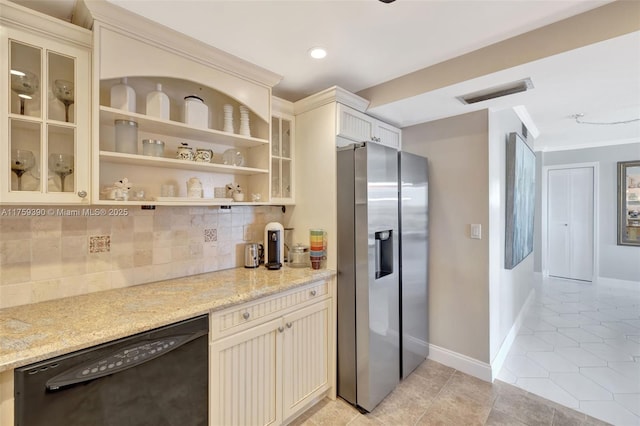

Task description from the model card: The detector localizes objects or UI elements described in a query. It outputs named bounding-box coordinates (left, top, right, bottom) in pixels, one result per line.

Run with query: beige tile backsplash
left=0, top=205, right=284, bottom=309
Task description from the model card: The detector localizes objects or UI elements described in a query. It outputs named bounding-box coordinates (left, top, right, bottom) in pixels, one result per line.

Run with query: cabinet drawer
left=210, top=280, right=328, bottom=340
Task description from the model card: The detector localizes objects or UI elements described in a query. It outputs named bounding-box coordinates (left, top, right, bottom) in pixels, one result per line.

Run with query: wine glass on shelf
left=53, top=79, right=74, bottom=122
left=48, top=153, right=74, bottom=192
left=10, top=149, right=36, bottom=191
left=10, top=70, right=39, bottom=115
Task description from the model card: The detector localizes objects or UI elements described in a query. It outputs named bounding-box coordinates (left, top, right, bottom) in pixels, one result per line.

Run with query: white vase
left=239, top=105, right=250, bottom=136
left=146, top=83, right=170, bottom=120
left=110, top=77, right=136, bottom=112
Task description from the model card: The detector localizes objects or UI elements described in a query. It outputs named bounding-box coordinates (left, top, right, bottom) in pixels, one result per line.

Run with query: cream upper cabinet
left=336, top=103, right=401, bottom=149
left=271, top=97, right=294, bottom=204
left=86, top=2, right=281, bottom=205
left=336, top=103, right=375, bottom=144
left=375, top=119, right=402, bottom=150
left=1, top=1, right=91, bottom=204
left=292, top=86, right=400, bottom=269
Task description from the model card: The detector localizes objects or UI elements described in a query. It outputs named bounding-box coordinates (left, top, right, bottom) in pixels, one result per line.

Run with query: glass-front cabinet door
left=271, top=114, right=294, bottom=203
left=1, top=15, right=91, bottom=204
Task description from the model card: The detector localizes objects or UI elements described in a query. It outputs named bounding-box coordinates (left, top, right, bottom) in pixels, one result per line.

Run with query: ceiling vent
left=457, top=78, right=534, bottom=105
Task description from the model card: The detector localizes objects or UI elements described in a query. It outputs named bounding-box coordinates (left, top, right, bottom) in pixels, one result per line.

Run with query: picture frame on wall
left=617, top=160, right=640, bottom=246
left=505, top=132, right=536, bottom=269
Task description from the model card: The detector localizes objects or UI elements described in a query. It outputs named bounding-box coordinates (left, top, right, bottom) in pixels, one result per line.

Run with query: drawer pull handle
left=278, top=326, right=284, bottom=333
left=242, top=312, right=250, bottom=320
left=310, top=290, right=317, bottom=296
left=286, top=322, right=292, bottom=328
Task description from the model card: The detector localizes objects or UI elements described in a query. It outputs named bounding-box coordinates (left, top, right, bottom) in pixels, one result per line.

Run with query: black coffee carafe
left=264, top=222, right=284, bottom=270
left=265, top=229, right=282, bottom=270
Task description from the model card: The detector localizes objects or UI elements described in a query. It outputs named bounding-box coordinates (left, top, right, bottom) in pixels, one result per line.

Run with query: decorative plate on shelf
left=222, top=149, right=244, bottom=167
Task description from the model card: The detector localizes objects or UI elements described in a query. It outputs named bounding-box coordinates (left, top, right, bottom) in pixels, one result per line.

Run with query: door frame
left=541, top=162, right=599, bottom=281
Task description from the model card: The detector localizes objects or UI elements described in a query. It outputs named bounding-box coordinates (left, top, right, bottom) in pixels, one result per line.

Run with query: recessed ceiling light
left=309, top=47, right=327, bottom=59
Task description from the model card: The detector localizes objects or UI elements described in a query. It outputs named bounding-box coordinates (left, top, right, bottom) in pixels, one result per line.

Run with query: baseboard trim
left=596, top=276, right=640, bottom=289
left=427, top=344, right=492, bottom=382
left=426, top=286, right=537, bottom=384
left=490, top=287, right=536, bottom=381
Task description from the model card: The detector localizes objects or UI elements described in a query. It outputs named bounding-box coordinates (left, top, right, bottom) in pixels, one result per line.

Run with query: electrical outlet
left=243, top=225, right=254, bottom=241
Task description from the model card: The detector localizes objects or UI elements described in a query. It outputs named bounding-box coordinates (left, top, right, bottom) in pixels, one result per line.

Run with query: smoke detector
left=457, top=78, right=534, bottom=105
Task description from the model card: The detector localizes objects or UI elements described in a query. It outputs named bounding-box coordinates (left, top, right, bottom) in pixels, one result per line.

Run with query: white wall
left=537, top=142, right=640, bottom=282
left=402, top=108, right=535, bottom=377
left=402, top=110, right=491, bottom=364
left=487, top=109, right=535, bottom=366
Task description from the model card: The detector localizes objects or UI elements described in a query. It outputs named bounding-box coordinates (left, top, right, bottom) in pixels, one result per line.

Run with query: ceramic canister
left=186, top=177, right=203, bottom=198
left=183, top=95, right=208, bottom=128
left=195, top=148, right=213, bottom=163
left=177, top=144, right=194, bottom=161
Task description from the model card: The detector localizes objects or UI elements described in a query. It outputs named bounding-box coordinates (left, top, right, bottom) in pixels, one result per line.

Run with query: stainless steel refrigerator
left=336, top=142, right=428, bottom=412
left=398, top=150, right=429, bottom=380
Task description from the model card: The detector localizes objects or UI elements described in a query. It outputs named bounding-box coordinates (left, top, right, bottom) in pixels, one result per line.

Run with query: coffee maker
left=264, top=222, right=284, bottom=270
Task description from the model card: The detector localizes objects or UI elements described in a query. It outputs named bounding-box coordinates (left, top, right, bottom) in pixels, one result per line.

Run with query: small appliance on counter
left=244, top=243, right=263, bottom=268
left=264, top=222, right=284, bottom=270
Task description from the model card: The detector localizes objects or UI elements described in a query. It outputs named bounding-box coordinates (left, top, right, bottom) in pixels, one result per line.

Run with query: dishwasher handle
left=46, top=330, right=207, bottom=391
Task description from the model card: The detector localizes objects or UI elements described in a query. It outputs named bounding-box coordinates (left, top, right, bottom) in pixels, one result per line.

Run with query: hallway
left=497, top=276, right=640, bottom=425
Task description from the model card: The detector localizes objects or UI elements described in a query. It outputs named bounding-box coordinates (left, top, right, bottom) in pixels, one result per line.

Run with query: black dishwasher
left=15, top=315, right=208, bottom=426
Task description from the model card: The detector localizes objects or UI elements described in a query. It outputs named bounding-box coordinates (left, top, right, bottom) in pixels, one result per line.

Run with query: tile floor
left=497, top=276, right=640, bottom=426
left=291, top=359, right=609, bottom=425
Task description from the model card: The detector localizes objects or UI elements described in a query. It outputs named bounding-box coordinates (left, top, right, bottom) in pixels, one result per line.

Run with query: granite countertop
left=0, top=267, right=335, bottom=373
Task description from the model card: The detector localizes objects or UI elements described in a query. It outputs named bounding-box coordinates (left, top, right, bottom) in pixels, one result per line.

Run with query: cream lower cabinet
left=281, top=300, right=330, bottom=420
left=209, top=281, right=334, bottom=426
left=211, top=317, right=281, bottom=425
left=0, top=370, right=13, bottom=426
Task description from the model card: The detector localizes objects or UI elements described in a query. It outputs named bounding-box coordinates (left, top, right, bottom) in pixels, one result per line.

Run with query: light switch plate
left=471, top=224, right=482, bottom=239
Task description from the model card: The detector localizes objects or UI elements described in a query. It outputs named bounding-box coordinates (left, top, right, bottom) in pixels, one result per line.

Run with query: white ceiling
left=10, top=0, right=640, bottom=152
left=369, top=31, right=640, bottom=151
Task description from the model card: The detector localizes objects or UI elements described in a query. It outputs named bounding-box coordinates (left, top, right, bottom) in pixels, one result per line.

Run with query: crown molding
left=272, top=96, right=294, bottom=116
left=72, top=0, right=94, bottom=30
left=83, top=0, right=282, bottom=88
left=293, top=86, right=370, bottom=115
left=0, top=0, right=92, bottom=48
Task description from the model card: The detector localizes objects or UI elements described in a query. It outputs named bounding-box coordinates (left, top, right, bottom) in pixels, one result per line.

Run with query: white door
left=547, top=167, right=594, bottom=281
